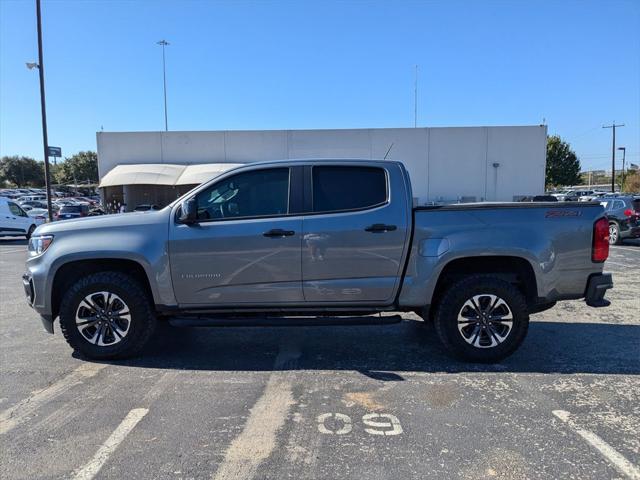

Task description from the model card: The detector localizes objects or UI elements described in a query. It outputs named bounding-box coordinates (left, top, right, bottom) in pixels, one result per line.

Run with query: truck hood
left=34, top=208, right=172, bottom=236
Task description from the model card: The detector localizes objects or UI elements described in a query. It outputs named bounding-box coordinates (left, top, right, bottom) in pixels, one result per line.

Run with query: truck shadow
left=100, top=320, right=640, bottom=376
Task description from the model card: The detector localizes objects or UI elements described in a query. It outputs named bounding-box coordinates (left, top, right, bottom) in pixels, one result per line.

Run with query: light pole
left=157, top=40, right=169, bottom=131
left=27, top=0, right=54, bottom=222
left=618, top=146, right=626, bottom=190
left=603, top=122, right=624, bottom=192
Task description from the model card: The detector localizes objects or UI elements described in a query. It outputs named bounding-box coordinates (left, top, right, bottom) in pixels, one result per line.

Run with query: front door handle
left=263, top=228, right=295, bottom=238
left=365, top=224, right=397, bottom=233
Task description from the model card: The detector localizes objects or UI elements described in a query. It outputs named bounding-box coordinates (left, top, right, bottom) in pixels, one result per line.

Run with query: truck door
left=302, top=164, right=410, bottom=304
left=169, top=166, right=304, bottom=306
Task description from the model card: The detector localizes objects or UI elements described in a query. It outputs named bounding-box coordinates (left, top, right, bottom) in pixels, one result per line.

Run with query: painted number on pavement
left=316, top=413, right=403, bottom=436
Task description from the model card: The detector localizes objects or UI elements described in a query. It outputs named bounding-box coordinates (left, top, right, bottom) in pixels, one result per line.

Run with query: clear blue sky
left=1, top=0, right=639, bottom=171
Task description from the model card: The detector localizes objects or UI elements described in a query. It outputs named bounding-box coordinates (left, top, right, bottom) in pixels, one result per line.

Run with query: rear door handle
left=263, top=228, right=295, bottom=238
left=365, top=224, right=397, bottom=233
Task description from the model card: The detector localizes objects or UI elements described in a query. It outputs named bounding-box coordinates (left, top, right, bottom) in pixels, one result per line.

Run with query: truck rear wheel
left=433, top=275, right=529, bottom=363
left=59, top=271, right=156, bottom=360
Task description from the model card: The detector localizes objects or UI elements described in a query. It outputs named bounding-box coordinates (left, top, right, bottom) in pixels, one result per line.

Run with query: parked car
left=18, top=200, right=50, bottom=210
left=55, top=204, right=90, bottom=221
left=564, top=190, right=595, bottom=201
left=88, top=207, right=106, bottom=216
left=601, top=196, right=640, bottom=244
left=579, top=191, right=608, bottom=202
left=17, top=195, right=47, bottom=203
left=550, top=190, right=570, bottom=201
left=0, top=197, right=42, bottom=238
left=133, top=204, right=160, bottom=211
left=24, top=160, right=613, bottom=363
left=27, top=208, right=50, bottom=219
left=519, top=195, right=558, bottom=202
left=72, top=196, right=98, bottom=205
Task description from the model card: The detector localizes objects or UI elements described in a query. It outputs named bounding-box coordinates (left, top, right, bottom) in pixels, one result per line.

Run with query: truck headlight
left=28, top=235, right=54, bottom=256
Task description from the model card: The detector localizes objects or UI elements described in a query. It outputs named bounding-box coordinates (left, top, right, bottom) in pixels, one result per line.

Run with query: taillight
left=624, top=208, right=634, bottom=217
left=592, top=217, right=609, bottom=262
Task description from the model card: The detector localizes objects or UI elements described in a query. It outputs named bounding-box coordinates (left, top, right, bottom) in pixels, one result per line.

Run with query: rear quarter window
left=312, top=166, right=387, bottom=213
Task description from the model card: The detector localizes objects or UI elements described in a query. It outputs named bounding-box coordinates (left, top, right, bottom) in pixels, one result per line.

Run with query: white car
left=579, top=191, right=608, bottom=202
left=0, top=197, right=44, bottom=238
left=17, top=194, right=47, bottom=203
left=27, top=208, right=50, bottom=219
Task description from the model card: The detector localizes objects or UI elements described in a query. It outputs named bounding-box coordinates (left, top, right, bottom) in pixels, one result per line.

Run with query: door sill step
left=168, top=314, right=403, bottom=328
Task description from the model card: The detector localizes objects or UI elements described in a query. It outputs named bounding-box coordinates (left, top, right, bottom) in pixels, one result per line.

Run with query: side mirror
left=178, top=198, right=197, bottom=224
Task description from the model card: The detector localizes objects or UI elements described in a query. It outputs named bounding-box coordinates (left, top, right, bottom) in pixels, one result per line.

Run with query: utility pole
left=602, top=122, right=624, bottom=192
left=157, top=40, right=170, bottom=131
left=413, top=65, right=418, bottom=128
left=35, top=0, right=54, bottom=222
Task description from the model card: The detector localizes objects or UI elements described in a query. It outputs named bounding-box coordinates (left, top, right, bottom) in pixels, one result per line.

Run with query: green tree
left=0, top=156, right=44, bottom=187
left=55, top=151, right=98, bottom=185
left=546, top=135, right=582, bottom=188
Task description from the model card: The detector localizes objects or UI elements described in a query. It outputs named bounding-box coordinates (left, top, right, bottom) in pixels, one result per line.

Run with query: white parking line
left=212, top=340, right=299, bottom=480
left=0, top=248, right=27, bottom=254
left=0, top=363, right=106, bottom=435
left=605, top=260, right=632, bottom=268
left=71, top=408, right=149, bottom=480
left=553, top=410, right=640, bottom=480
left=611, top=245, right=640, bottom=253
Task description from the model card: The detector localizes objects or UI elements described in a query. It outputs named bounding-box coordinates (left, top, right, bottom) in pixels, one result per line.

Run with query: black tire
left=609, top=222, right=621, bottom=245
left=59, top=271, right=156, bottom=360
left=433, top=275, right=529, bottom=363
left=26, top=224, right=36, bottom=239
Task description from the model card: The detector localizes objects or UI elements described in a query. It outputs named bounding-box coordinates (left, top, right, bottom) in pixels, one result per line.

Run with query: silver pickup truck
left=23, top=160, right=613, bottom=362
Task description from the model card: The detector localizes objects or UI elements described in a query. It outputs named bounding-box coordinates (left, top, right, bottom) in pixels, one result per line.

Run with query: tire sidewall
left=59, top=272, right=155, bottom=359
left=436, top=277, right=529, bottom=363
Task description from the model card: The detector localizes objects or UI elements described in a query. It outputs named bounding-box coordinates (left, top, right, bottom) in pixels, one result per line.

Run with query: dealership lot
left=1, top=239, right=638, bottom=479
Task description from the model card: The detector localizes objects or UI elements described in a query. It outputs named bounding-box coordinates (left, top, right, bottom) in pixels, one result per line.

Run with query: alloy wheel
left=608, top=224, right=618, bottom=245
left=75, top=291, right=131, bottom=346
left=457, top=294, right=513, bottom=348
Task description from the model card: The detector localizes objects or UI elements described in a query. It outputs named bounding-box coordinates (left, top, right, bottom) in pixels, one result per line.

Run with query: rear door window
left=312, top=166, right=387, bottom=213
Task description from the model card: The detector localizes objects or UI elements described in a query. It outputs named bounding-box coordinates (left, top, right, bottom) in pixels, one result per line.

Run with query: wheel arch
left=51, top=258, right=154, bottom=320
left=431, top=256, right=538, bottom=310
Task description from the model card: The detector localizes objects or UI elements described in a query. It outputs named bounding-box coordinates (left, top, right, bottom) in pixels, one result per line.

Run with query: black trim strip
left=415, top=202, right=603, bottom=212
left=289, top=166, right=304, bottom=214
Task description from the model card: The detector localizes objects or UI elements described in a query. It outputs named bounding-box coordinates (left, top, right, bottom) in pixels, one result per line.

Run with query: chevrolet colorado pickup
left=23, top=160, right=613, bottom=362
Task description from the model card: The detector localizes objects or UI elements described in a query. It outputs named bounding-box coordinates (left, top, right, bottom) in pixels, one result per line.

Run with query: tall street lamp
left=618, top=146, right=626, bottom=188
left=157, top=40, right=170, bottom=131
left=27, top=0, right=54, bottom=222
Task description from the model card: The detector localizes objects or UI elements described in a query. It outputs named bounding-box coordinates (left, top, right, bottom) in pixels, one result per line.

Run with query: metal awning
left=99, top=163, right=243, bottom=188
left=99, top=164, right=185, bottom=187
left=175, top=163, right=243, bottom=185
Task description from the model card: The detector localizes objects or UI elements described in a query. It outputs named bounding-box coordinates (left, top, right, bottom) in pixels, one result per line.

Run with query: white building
left=96, top=125, right=547, bottom=210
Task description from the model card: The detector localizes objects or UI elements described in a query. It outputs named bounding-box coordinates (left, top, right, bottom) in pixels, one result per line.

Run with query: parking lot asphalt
left=1, top=238, right=639, bottom=480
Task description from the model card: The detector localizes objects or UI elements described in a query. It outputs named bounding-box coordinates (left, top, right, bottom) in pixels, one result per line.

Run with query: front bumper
left=23, top=271, right=54, bottom=333
left=585, top=273, right=613, bottom=307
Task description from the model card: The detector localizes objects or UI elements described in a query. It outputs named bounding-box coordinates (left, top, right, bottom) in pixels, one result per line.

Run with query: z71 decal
left=545, top=210, right=582, bottom=218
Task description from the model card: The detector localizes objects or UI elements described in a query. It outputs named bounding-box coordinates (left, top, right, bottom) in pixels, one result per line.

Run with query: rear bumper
left=585, top=273, right=613, bottom=307
left=621, top=225, right=640, bottom=239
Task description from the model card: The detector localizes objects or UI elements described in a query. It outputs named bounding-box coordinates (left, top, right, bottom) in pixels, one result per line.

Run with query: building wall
left=97, top=126, right=547, bottom=204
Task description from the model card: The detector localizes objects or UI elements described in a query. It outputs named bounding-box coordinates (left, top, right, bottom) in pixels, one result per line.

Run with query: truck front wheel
left=433, top=275, right=529, bottom=363
left=59, top=271, right=157, bottom=360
